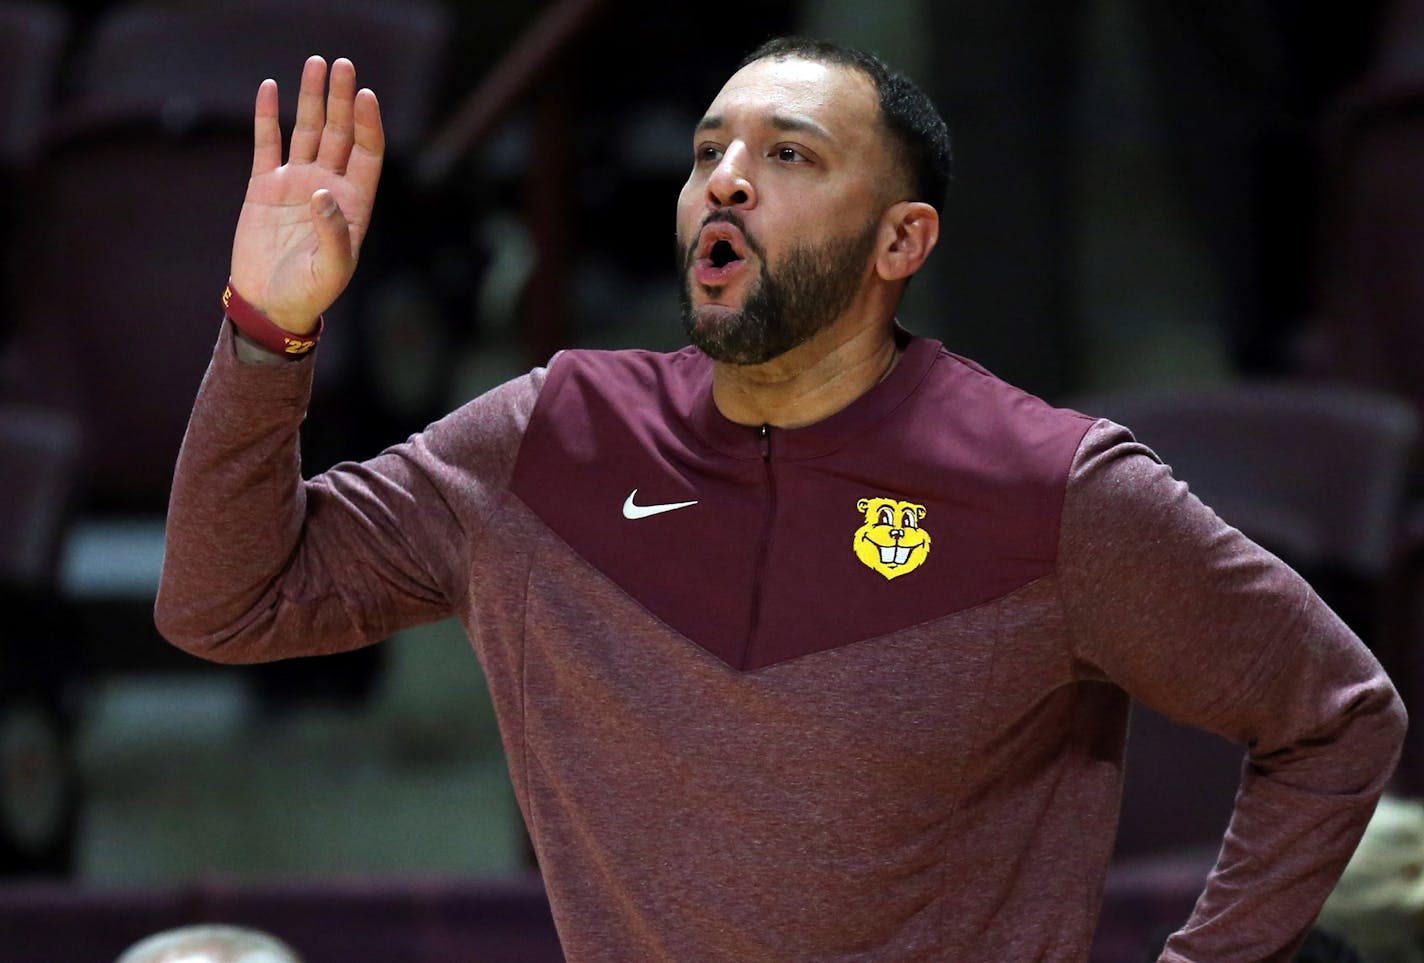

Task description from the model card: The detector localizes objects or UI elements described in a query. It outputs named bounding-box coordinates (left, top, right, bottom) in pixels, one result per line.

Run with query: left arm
left=1058, top=420, right=1406, bottom=963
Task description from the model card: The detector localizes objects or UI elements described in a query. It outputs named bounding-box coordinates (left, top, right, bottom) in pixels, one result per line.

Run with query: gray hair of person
left=1317, top=795, right=1424, bottom=963
left=115, top=924, right=304, bottom=963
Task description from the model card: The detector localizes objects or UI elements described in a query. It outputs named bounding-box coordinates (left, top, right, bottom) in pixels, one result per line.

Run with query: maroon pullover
left=157, top=322, right=1406, bottom=962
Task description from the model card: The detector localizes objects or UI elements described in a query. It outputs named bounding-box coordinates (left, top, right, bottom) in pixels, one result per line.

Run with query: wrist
left=222, top=281, right=323, bottom=356
left=231, top=324, right=295, bottom=366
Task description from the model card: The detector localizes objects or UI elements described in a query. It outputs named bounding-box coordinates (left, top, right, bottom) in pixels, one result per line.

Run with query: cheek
left=674, top=196, right=696, bottom=252
left=676, top=174, right=702, bottom=220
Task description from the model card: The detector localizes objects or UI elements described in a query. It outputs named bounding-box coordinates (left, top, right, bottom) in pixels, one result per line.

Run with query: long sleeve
left=1058, top=420, right=1406, bottom=963
left=155, top=322, right=543, bottom=664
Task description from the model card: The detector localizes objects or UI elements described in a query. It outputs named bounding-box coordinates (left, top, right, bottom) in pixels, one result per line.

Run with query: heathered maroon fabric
left=158, top=322, right=1406, bottom=962
left=510, top=332, right=1091, bottom=669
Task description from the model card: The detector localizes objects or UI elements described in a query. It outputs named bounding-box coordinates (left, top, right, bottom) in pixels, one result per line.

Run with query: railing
left=415, top=0, right=611, bottom=186
left=415, top=0, right=614, bottom=363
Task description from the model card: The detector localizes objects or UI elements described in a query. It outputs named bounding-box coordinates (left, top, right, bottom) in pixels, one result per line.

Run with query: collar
left=685, top=326, right=943, bottom=461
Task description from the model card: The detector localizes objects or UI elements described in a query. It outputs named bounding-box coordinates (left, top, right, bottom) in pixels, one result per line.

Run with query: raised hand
left=229, top=56, right=384, bottom=334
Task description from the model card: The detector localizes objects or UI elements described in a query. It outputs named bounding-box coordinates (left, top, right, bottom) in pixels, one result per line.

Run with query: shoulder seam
left=1054, top=418, right=1116, bottom=673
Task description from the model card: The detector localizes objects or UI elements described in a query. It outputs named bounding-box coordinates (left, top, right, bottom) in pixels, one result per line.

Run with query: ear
left=875, top=201, right=940, bottom=282
left=857, top=498, right=870, bottom=513
left=916, top=505, right=926, bottom=520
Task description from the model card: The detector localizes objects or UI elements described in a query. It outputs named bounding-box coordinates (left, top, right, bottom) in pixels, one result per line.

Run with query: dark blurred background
left=3, top=1, right=1424, bottom=960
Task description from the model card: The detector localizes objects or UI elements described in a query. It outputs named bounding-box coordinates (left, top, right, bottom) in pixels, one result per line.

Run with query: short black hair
left=736, top=37, right=952, bottom=210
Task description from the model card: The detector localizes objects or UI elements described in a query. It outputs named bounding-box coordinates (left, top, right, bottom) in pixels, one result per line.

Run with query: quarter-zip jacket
left=158, top=322, right=1405, bottom=962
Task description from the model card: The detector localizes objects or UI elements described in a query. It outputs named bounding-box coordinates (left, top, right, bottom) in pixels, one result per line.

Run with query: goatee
left=678, top=213, right=881, bottom=365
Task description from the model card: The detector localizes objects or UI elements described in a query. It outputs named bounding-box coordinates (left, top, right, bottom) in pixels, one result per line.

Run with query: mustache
left=681, top=210, right=766, bottom=269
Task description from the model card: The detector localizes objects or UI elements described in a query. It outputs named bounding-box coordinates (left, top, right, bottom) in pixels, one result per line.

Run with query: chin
left=689, top=298, right=741, bottom=320
left=684, top=305, right=739, bottom=345
left=684, top=311, right=784, bottom=366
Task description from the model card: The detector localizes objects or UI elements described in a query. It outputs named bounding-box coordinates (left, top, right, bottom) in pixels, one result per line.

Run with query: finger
left=316, top=58, right=357, bottom=172
left=288, top=55, right=327, bottom=164
left=345, top=88, right=385, bottom=197
left=310, top=188, right=354, bottom=281
left=252, top=79, right=281, bottom=176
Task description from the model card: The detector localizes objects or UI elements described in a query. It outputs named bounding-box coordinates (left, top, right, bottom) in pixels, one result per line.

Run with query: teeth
left=875, top=543, right=916, bottom=567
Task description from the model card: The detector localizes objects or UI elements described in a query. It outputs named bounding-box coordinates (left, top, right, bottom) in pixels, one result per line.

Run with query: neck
left=711, top=315, right=901, bottom=429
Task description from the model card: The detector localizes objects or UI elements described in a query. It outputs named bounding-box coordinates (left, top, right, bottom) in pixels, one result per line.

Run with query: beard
left=678, top=212, right=881, bottom=366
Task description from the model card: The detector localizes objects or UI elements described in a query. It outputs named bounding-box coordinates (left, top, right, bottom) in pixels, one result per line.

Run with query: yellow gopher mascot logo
left=854, top=497, right=932, bottom=580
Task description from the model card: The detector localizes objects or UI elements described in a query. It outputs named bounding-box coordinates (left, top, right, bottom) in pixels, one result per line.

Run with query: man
left=156, top=38, right=1405, bottom=961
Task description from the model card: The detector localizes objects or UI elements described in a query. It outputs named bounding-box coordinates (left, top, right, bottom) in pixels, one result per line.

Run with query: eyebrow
left=694, top=112, right=834, bottom=141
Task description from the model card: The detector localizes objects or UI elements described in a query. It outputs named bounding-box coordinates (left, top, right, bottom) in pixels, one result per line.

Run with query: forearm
left=157, top=321, right=535, bottom=664
left=1158, top=596, right=1405, bottom=962
left=155, top=321, right=357, bottom=662
left=1061, top=421, right=1408, bottom=961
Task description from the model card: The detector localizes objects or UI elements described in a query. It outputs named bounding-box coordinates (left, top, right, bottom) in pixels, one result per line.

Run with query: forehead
left=703, top=57, right=881, bottom=141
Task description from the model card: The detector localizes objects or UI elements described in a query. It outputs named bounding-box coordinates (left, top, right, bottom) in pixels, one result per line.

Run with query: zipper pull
left=759, top=423, right=771, bottom=460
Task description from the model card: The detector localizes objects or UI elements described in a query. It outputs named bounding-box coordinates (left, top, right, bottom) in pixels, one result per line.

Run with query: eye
left=902, top=509, right=918, bottom=530
left=773, top=145, right=808, bottom=163
left=879, top=507, right=894, bottom=527
left=695, top=143, right=723, bottom=165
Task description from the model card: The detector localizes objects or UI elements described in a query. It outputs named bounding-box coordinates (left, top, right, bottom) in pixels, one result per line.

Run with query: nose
left=707, top=143, right=756, bottom=210
left=889, top=529, right=905, bottom=540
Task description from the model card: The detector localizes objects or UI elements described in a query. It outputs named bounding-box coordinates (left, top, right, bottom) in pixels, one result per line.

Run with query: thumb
left=310, top=188, right=353, bottom=278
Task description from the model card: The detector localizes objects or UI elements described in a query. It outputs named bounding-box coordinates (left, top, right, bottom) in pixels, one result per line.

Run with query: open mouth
left=696, top=222, right=751, bottom=264
left=880, top=545, right=914, bottom=566
left=709, top=239, right=742, bottom=269
left=691, top=222, right=752, bottom=288
left=863, top=536, right=919, bottom=567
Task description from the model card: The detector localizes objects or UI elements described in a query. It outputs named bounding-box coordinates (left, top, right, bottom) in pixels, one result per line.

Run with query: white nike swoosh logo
left=623, top=489, right=699, bottom=520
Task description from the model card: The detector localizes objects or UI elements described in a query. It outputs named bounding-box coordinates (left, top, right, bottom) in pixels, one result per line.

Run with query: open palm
left=230, top=56, right=385, bottom=333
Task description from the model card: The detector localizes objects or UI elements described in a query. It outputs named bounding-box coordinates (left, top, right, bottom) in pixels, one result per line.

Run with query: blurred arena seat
left=1, top=0, right=451, bottom=514
left=0, top=5, right=82, bottom=878
left=0, top=402, right=79, bottom=594
left=0, top=0, right=454, bottom=775
left=0, top=0, right=67, bottom=169
left=0, top=0, right=68, bottom=345
left=70, top=0, right=447, bottom=157
left=0, top=403, right=82, bottom=874
left=1303, top=78, right=1424, bottom=433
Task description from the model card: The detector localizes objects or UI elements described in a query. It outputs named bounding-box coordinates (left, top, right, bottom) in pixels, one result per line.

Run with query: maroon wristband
left=221, top=280, right=323, bottom=356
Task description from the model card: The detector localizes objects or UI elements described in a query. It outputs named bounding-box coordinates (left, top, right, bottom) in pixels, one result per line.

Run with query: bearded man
left=157, top=37, right=1404, bottom=962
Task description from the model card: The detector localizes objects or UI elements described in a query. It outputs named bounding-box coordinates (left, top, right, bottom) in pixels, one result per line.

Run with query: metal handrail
left=414, top=0, right=611, bottom=186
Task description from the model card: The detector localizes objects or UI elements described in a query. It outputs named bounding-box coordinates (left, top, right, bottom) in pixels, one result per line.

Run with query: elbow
left=1276, top=677, right=1411, bottom=797
left=152, top=599, right=222, bottom=664
left=1351, top=678, right=1409, bottom=792
left=153, top=583, right=260, bottom=666
left=152, top=606, right=197, bottom=662
left=1372, top=673, right=1409, bottom=753
left=1384, top=683, right=1409, bottom=761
